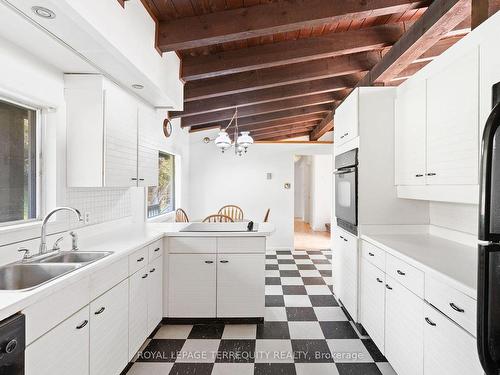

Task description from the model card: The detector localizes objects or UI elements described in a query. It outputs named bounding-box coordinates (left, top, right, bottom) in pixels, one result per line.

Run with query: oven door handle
left=333, top=167, right=356, bottom=175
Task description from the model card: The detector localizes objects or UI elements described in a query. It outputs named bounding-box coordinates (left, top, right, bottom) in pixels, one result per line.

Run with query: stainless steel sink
left=38, top=251, right=112, bottom=264
left=0, top=263, right=81, bottom=291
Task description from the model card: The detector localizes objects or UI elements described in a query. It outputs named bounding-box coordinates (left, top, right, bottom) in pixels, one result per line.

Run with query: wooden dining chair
left=203, top=214, right=235, bottom=223
left=218, top=205, right=244, bottom=222
left=175, top=208, right=189, bottom=223
left=263, top=208, right=271, bottom=223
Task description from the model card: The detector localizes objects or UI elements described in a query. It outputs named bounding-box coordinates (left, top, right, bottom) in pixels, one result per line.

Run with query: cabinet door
left=360, top=258, right=385, bottom=353
left=334, top=89, right=358, bottom=145
left=217, top=254, right=265, bottom=318
left=104, top=83, right=138, bottom=187
left=385, top=276, right=423, bottom=375
left=90, top=279, right=129, bottom=375
left=333, top=228, right=358, bottom=321
left=26, top=306, right=90, bottom=375
left=426, top=47, right=479, bottom=185
left=423, top=303, right=483, bottom=375
left=147, top=256, right=164, bottom=332
left=395, top=80, right=427, bottom=185
left=129, top=267, right=149, bottom=360
left=138, top=146, right=159, bottom=187
left=168, top=254, right=216, bottom=317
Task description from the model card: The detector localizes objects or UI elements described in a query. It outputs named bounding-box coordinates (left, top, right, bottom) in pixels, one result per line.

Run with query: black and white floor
left=125, top=249, right=396, bottom=375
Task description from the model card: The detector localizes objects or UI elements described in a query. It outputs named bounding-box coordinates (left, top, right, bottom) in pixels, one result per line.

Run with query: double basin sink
left=0, top=251, right=112, bottom=291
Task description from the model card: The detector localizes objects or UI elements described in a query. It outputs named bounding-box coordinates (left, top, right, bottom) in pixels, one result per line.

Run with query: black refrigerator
left=478, top=82, right=500, bottom=375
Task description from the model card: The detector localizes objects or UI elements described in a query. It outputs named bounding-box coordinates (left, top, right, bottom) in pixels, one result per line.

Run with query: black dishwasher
left=0, top=314, right=25, bottom=375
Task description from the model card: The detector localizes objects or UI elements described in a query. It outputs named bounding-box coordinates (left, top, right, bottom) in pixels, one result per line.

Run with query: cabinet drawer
left=425, top=276, right=476, bottom=336
left=148, top=239, right=163, bottom=261
left=361, top=240, right=386, bottom=271
left=90, top=257, right=128, bottom=300
left=386, top=254, right=424, bottom=298
left=168, top=237, right=217, bottom=254
left=129, top=247, right=148, bottom=275
left=217, top=237, right=266, bottom=253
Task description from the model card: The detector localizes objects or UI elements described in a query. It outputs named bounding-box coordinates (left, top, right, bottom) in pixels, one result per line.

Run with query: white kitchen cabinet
left=426, top=47, right=479, bottom=186
left=334, top=89, right=358, bottom=146
left=360, top=258, right=385, bottom=354
left=138, top=106, right=160, bottom=187
left=333, top=227, right=358, bottom=321
left=147, top=256, right=164, bottom=332
left=128, top=267, right=149, bottom=360
left=26, top=306, right=90, bottom=375
left=90, top=279, right=128, bottom=375
left=168, top=253, right=217, bottom=317
left=217, top=253, right=265, bottom=318
left=395, top=79, right=427, bottom=186
left=385, top=276, right=423, bottom=375
left=423, top=303, right=483, bottom=375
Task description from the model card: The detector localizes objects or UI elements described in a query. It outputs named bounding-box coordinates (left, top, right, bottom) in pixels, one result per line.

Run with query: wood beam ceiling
left=157, top=0, right=430, bottom=51
left=254, top=131, right=312, bottom=142
left=310, top=111, right=335, bottom=141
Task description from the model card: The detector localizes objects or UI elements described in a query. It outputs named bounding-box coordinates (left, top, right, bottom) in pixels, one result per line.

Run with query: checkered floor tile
left=125, top=249, right=396, bottom=375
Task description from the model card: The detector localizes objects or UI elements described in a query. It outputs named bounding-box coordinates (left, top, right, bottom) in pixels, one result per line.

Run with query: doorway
left=293, top=155, right=333, bottom=250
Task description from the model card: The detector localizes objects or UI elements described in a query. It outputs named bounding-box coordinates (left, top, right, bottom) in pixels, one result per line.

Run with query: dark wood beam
left=180, top=94, right=338, bottom=127
left=185, top=52, right=378, bottom=101
left=183, top=105, right=333, bottom=129
left=254, top=131, right=312, bottom=142
left=358, top=0, right=471, bottom=85
left=181, top=23, right=408, bottom=81
left=310, top=110, right=335, bottom=141
left=251, top=124, right=318, bottom=139
left=472, top=0, right=490, bottom=28
left=172, top=78, right=355, bottom=118
left=391, top=60, right=431, bottom=81
left=158, top=0, right=429, bottom=51
left=413, top=35, right=464, bottom=62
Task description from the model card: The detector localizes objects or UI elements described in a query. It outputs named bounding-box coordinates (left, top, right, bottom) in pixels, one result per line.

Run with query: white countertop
left=0, top=222, right=274, bottom=321
left=361, top=232, right=477, bottom=299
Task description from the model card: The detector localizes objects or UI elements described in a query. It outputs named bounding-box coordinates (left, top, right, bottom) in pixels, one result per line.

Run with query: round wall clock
left=163, top=118, right=173, bottom=138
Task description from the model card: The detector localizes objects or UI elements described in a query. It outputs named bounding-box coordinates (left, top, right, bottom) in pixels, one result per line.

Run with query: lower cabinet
left=423, top=303, right=483, bottom=375
left=129, top=266, right=150, bottom=360
left=26, top=306, right=90, bottom=375
left=147, top=256, right=163, bottom=332
left=359, top=258, right=385, bottom=353
left=217, top=254, right=265, bottom=317
left=90, top=279, right=129, bottom=375
left=385, top=275, right=424, bottom=375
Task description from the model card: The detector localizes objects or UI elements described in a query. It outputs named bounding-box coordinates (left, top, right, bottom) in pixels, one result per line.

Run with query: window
left=147, top=152, right=175, bottom=218
left=0, top=99, right=38, bottom=225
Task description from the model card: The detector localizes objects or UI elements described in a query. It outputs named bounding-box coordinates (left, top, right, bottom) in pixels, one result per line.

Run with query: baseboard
left=162, top=317, right=264, bottom=325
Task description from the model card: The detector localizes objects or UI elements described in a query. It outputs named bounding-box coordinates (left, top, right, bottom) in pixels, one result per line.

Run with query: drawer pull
left=339, top=235, right=344, bottom=240
left=425, top=317, right=436, bottom=327
left=205, top=261, right=214, bottom=264
left=368, top=252, right=375, bottom=257
left=397, top=270, right=406, bottom=276
left=415, top=174, right=424, bottom=177
left=376, top=277, right=383, bottom=283
left=150, top=268, right=156, bottom=273
left=154, top=247, right=160, bottom=252
left=76, top=320, right=88, bottom=330
left=137, top=257, right=145, bottom=262
left=142, top=274, right=148, bottom=279
left=385, top=284, right=393, bottom=290
left=343, top=238, right=347, bottom=242
left=450, top=302, right=465, bottom=313
left=94, top=307, right=105, bottom=315
left=220, top=260, right=229, bottom=263
left=426, top=173, right=437, bottom=176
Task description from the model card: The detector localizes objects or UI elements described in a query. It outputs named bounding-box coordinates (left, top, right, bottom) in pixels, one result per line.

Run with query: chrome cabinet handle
left=415, top=174, right=424, bottom=177
left=154, top=247, right=160, bottom=252
left=131, top=178, right=138, bottom=181
left=339, top=235, right=344, bottom=240
left=94, top=307, right=105, bottom=315
left=139, top=178, right=145, bottom=181
left=368, top=252, right=375, bottom=257
left=450, top=303, right=465, bottom=313
left=426, top=173, right=437, bottom=176
left=425, top=317, right=436, bottom=326
left=142, top=274, right=148, bottom=279
left=205, top=261, right=214, bottom=264
left=385, top=284, right=393, bottom=290
left=137, top=257, right=144, bottom=262
left=343, top=238, right=347, bottom=242
left=376, top=278, right=383, bottom=283
left=150, top=268, right=156, bottom=273
left=220, top=260, right=229, bottom=263
left=397, top=270, right=406, bottom=276
left=76, top=320, right=88, bottom=330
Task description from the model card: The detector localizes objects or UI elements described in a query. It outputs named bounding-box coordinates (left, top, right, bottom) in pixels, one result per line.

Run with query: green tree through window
left=147, top=152, right=175, bottom=218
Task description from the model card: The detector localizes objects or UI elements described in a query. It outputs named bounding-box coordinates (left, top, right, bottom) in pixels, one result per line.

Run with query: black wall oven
left=334, top=149, right=358, bottom=235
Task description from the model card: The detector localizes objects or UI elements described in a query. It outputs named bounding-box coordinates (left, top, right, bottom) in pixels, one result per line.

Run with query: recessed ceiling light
left=132, top=84, right=144, bottom=90
left=31, top=6, right=56, bottom=19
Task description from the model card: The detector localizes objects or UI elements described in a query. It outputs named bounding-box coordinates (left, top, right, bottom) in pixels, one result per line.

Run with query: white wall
left=310, top=155, right=333, bottom=231
left=188, top=131, right=332, bottom=249
left=429, top=202, right=478, bottom=235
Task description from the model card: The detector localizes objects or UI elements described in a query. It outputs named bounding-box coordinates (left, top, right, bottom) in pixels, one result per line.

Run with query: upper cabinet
left=334, top=89, right=359, bottom=146
left=394, top=47, right=480, bottom=204
left=65, top=75, right=158, bottom=188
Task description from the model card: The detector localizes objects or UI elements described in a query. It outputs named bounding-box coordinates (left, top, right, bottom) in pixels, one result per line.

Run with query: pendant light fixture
left=210, top=108, right=254, bottom=155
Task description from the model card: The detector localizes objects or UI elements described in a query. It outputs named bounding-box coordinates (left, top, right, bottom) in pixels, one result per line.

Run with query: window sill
left=147, top=211, right=175, bottom=223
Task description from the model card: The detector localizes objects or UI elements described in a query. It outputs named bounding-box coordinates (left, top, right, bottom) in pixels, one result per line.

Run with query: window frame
left=146, top=151, right=176, bottom=221
left=0, top=96, right=42, bottom=228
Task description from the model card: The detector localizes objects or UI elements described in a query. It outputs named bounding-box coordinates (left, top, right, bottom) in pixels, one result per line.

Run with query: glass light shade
left=237, top=131, right=254, bottom=148
left=214, top=131, right=232, bottom=151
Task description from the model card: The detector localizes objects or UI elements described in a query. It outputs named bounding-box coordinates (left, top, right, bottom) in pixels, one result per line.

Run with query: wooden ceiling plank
left=472, top=0, right=490, bottom=29
left=184, top=52, right=379, bottom=101
left=181, top=23, right=409, bottom=81
left=157, top=0, right=430, bottom=51
left=250, top=123, right=319, bottom=138
left=254, top=131, right=312, bottom=142
left=310, top=110, right=335, bottom=141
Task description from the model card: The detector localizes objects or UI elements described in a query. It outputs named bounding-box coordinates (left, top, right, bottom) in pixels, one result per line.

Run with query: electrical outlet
left=84, top=212, right=91, bottom=225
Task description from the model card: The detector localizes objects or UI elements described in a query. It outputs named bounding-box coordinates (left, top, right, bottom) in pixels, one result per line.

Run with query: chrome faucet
left=39, top=207, right=83, bottom=255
